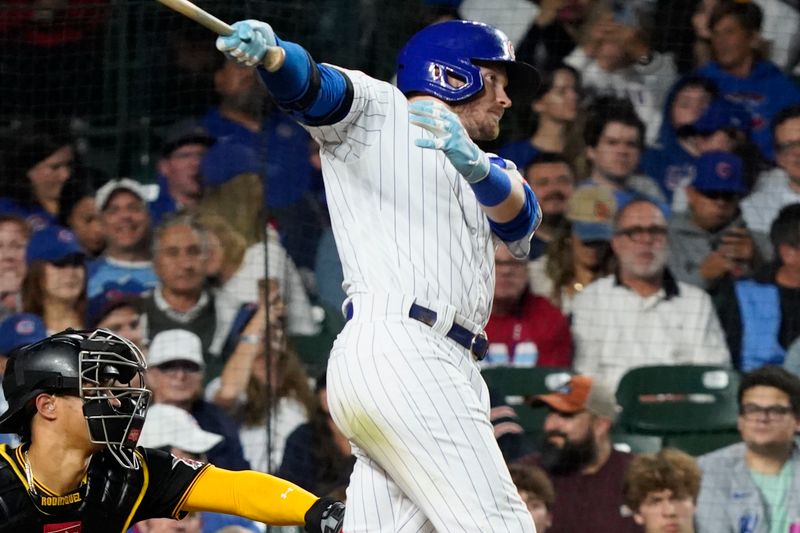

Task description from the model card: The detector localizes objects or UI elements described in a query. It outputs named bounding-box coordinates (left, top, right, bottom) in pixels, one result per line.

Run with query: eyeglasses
left=614, top=225, right=668, bottom=242
left=776, top=139, right=800, bottom=153
left=739, top=403, right=794, bottom=420
left=156, top=360, right=202, bottom=374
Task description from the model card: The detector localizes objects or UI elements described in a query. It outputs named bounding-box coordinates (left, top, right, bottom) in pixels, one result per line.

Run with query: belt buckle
left=469, top=330, right=489, bottom=360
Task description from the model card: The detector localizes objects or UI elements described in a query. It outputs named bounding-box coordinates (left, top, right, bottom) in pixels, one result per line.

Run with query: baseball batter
left=216, top=19, right=542, bottom=532
left=0, top=329, right=343, bottom=532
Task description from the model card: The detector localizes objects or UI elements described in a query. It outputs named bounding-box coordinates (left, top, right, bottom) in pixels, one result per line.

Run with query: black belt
left=345, top=301, right=489, bottom=360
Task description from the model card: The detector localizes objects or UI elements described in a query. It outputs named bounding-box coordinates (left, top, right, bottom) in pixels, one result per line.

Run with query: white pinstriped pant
left=326, top=294, right=536, bottom=532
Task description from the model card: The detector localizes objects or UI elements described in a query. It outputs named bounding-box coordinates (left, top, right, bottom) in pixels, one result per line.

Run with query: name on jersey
left=38, top=493, right=82, bottom=506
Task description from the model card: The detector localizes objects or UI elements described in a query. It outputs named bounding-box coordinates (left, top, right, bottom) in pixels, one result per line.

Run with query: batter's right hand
left=216, top=20, right=277, bottom=67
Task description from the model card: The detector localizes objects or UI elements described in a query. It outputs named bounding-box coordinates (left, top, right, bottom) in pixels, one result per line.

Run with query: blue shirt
left=87, top=257, right=159, bottom=298
left=0, top=198, right=56, bottom=232
left=497, top=140, right=541, bottom=171
left=695, top=60, right=800, bottom=159
left=202, top=108, right=315, bottom=209
left=641, top=143, right=696, bottom=204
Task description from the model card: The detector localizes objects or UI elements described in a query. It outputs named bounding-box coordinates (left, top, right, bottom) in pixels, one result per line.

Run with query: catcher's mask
left=0, top=328, right=151, bottom=469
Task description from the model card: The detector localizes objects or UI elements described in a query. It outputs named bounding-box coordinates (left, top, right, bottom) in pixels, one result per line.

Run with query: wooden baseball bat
left=155, top=0, right=286, bottom=72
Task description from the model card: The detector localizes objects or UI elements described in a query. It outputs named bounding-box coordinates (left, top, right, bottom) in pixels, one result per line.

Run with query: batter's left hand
left=216, top=19, right=277, bottom=67
left=304, top=496, right=345, bottom=533
left=409, top=100, right=490, bottom=183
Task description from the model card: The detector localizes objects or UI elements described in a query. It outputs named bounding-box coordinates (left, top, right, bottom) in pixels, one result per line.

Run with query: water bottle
left=513, top=341, right=539, bottom=367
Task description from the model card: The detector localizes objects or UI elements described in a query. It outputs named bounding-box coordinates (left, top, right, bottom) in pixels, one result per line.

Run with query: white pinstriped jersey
left=305, top=69, right=532, bottom=327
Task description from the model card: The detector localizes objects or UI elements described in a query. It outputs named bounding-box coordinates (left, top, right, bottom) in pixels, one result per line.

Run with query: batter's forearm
left=480, top=175, right=525, bottom=222
left=183, top=465, right=318, bottom=525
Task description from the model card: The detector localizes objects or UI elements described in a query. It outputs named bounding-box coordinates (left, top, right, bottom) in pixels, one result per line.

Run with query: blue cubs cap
left=0, top=313, right=47, bottom=356
left=86, top=280, right=148, bottom=328
left=692, top=151, right=747, bottom=194
left=26, top=225, right=84, bottom=265
left=688, top=99, right=752, bottom=136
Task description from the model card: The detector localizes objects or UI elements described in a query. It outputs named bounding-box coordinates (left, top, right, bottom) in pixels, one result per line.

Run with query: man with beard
left=201, top=59, right=321, bottom=269
left=516, top=374, right=639, bottom=533
left=524, top=153, right=575, bottom=259
left=696, top=366, right=800, bottom=533
left=571, top=198, right=730, bottom=389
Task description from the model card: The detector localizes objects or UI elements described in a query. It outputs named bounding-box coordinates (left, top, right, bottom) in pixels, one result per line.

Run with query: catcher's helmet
left=396, top=20, right=539, bottom=103
left=0, top=329, right=150, bottom=469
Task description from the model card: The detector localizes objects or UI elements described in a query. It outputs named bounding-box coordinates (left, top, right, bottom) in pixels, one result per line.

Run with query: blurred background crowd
left=1, top=0, right=800, bottom=531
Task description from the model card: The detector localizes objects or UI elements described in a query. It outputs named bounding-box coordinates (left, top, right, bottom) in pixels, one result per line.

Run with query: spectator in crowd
left=0, top=215, right=29, bottom=321
left=143, top=213, right=241, bottom=379
left=564, top=7, right=678, bottom=145
left=0, top=312, right=46, bottom=446
left=278, top=374, right=355, bottom=496
left=202, top=59, right=322, bottom=269
left=742, top=105, right=800, bottom=258
left=489, top=388, right=528, bottom=463
left=515, top=0, right=590, bottom=73
left=665, top=97, right=761, bottom=212
left=484, top=246, right=572, bottom=366
left=582, top=99, right=667, bottom=211
left=668, top=151, right=764, bottom=290
left=695, top=0, right=800, bottom=159
left=641, top=75, right=718, bottom=208
left=149, top=120, right=215, bottom=226
left=198, top=214, right=319, bottom=337
left=508, top=463, right=555, bottom=533
left=784, top=338, right=800, bottom=377
left=518, top=153, right=576, bottom=259
left=571, top=198, right=730, bottom=388
left=623, top=448, right=702, bottom=533
left=85, top=279, right=148, bottom=352
left=498, top=66, right=581, bottom=171
left=517, top=374, right=638, bottom=533
left=136, top=403, right=261, bottom=533
left=87, top=178, right=158, bottom=298
left=209, top=279, right=314, bottom=473
left=57, top=168, right=106, bottom=257
left=529, top=185, right=616, bottom=315
left=696, top=366, right=800, bottom=533
left=146, top=328, right=250, bottom=471
left=0, top=124, right=74, bottom=230
left=22, top=225, right=87, bottom=333
left=714, top=204, right=800, bottom=371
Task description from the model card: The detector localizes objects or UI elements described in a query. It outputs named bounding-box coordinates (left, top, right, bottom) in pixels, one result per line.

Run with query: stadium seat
left=664, top=432, right=742, bottom=457
left=615, top=365, right=740, bottom=435
left=611, top=431, right=663, bottom=454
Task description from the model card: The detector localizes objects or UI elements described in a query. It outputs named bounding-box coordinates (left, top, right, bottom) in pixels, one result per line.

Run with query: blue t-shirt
left=87, top=257, right=159, bottom=298
left=497, top=139, right=541, bottom=171
left=0, top=198, right=56, bottom=232
left=695, top=60, right=800, bottom=159
left=202, top=108, right=315, bottom=209
left=641, top=143, right=696, bottom=204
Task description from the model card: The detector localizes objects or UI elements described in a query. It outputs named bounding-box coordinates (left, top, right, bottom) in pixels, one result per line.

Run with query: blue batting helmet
left=396, top=20, right=538, bottom=103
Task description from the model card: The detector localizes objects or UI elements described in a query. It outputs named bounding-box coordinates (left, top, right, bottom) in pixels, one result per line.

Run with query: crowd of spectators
left=1, top=0, right=800, bottom=531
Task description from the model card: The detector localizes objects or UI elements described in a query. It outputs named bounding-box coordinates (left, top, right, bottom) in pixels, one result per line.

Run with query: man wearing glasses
left=696, top=366, right=800, bottom=533
left=668, top=151, right=765, bottom=290
left=571, top=198, right=730, bottom=389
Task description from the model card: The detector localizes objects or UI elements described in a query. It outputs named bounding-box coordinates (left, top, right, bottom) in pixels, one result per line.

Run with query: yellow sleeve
left=182, top=465, right=318, bottom=526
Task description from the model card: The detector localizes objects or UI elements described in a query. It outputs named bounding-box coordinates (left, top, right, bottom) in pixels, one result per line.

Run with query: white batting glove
left=216, top=20, right=277, bottom=67
left=409, top=100, right=490, bottom=184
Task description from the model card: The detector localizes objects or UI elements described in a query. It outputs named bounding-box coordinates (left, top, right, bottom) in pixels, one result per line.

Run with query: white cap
left=95, top=178, right=148, bottom=211
left=139, top=403, right=222, bottom=453
left=147, top=329, right=205, bottom=369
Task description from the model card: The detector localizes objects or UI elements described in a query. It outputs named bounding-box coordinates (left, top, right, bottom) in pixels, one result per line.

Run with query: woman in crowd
left=209, top=278, right=315, bottom=473
left=57, top=167, right=106, bottom=257
left=22, top=225, right=87, bottom=333
left=499, top=65, right=581, bottom=171
left=0, top=124, right=75, bottom=229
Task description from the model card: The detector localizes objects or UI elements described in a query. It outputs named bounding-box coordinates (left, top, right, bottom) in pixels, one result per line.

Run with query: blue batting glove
left=409, top=100, right=490, bottom=184
left=216, top=20, right=277, bottom=67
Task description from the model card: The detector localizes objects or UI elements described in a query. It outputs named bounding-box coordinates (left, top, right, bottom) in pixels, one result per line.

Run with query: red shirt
left=484, top=292, right=572, bottom=367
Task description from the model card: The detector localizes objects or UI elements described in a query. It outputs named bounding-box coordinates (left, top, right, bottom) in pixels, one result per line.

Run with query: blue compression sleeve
left=488, top=183, right=541, bottom=242
left=256, top=37, right=352, bottom=125
left=470, top=164, right=512, bottom=207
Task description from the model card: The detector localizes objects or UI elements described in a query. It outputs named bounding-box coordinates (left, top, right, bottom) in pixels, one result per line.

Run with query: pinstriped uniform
left=305, top=69, right=536, bottom=532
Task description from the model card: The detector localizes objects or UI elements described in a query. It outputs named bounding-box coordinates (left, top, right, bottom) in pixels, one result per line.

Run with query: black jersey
left=0, top=444, right=210, bottom=533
